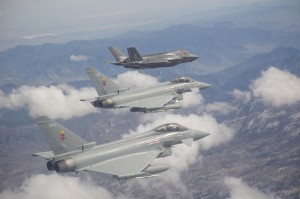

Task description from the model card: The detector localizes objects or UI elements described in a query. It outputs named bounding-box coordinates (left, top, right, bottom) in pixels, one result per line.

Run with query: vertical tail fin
left=37, top=116, right=88, bottom=155
left=86, top=67, right=121, bottom=96
left=108, top=47, right=128, bottom=62
left=127, top=47, right=143, bottom=61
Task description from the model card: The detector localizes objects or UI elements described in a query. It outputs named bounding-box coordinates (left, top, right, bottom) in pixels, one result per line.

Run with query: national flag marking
left=60, top=130, right=65, bottom=140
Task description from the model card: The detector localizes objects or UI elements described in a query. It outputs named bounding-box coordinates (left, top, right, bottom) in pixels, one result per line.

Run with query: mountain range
left=0, top=24, right=300, bottom=87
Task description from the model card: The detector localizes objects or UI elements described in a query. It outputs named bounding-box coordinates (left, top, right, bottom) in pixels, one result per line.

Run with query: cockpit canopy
left=153, top=123, right=188, bottom=132
left=179, top=50, right=189, bottom=54
left=171, top=76, right=193, bottom=83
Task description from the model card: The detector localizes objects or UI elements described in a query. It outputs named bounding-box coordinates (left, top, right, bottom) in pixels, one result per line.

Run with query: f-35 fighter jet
left=33, top=116, right=209, bottom=180
left=83, top=67, right=211, bottom=113
left=108, top=47, right=199, bottom=69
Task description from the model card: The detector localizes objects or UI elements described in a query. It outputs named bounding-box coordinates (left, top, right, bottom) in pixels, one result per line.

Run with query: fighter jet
left=108, top=47, right=199, bottom=69
left=83, top=67, right=211, bottom=113
left=33, top=116, right=209, bottom=180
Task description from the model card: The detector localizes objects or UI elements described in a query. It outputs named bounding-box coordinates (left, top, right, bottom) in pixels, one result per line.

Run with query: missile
left=117, top=165, right=170, bottom=180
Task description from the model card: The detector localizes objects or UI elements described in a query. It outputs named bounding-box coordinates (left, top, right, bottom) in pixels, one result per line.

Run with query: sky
left=0, top=0, right=280, bottom=51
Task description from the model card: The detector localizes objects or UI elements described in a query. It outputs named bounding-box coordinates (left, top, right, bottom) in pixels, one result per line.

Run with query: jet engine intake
left=54, top=158, right=76, bottom=173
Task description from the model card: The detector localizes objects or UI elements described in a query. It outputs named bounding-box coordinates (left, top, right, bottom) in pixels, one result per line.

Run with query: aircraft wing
left=118, top=94, right=177, bottom=108
left=83, top=150, right=162, bottom=176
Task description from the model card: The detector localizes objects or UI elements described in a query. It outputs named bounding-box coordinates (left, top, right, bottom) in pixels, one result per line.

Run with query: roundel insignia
left=60, top=130, right=65, bottom=140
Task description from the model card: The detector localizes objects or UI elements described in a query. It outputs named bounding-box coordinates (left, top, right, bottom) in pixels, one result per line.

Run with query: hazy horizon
left=1, top=0, right=298, bottom=51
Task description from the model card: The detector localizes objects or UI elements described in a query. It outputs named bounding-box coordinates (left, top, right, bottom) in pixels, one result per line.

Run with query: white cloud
left=115, top=71, right=159, bottom=89
left=181, top=89, right=204, bottom=108
left=21, top=33, right=57, bottom=40
left=250, top=67, right=300, bottom=107
left=230, top=67, right=300, bottom=107
left=231, top=89, right=252, bottom=103
left=70, top=55, right=89, bottom=62
left=0, top=84, right=98, bottom=120
left=205, top=101, right=236, bottom=115
left=0, top=174, right=126, bottom=199
left=81, top=11, right=134, bottom=19
left=224, top=176, right=281, bottom=199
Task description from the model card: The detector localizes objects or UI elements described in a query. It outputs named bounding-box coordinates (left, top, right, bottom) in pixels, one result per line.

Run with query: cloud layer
left=0, top=84, right=98, bottom=120
left=70, top=55, right=89, bottom=62
left=0, top=174, right=126, bottom=199
left=224, top=176, right=281, bottom=199
left=115, top=71, right=159, bottom=89
left=250, top=67, right=300, bottom=107
left=205, top=101, right=236, bottom=115
left=231, top=89, right=251, bottom=103
left=232, top=67, right=300, bottom=107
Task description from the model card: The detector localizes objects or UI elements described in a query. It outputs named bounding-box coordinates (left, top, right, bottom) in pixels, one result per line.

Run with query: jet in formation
left=108, top=47, right=199, bottom=69
left=83, top=67, right=211, bottom=113
left=33, top=116, right=209, bottom=180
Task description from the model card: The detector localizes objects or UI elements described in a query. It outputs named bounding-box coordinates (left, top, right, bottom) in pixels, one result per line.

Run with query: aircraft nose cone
left=187, top=54, right=199, bottom=62
left=192, top=55, right=199, bottom=61
left=193, top=131, right=210, bottom=140
left=198, top=82, right=212, bottom=90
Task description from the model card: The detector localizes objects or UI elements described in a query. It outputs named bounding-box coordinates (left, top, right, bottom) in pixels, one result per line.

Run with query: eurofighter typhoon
left=33, top=116, right=209, bottom=180
left=83, top=67, right=211, bottom=113
left=109, top=47, right=199, bottom=69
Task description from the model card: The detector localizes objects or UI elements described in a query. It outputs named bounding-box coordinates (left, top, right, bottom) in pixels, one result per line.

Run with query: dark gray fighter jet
left=108, top=47, right=199, bottom=69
